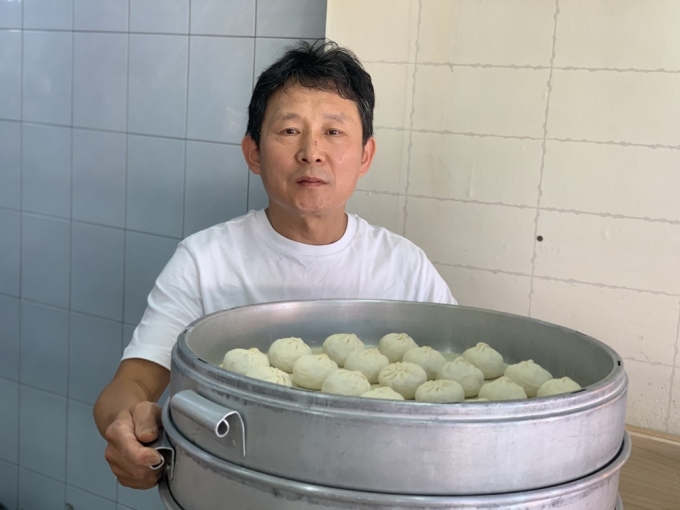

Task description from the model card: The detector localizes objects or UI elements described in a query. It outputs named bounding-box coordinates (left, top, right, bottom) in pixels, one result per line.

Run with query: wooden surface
left=620, top=426, right=680, bottom=510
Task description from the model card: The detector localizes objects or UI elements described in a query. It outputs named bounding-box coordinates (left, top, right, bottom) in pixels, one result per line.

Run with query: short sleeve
left=122, top=243, right=204, bottom=370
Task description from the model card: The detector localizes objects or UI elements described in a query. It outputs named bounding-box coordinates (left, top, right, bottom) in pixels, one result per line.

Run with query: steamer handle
left=148, top=429, right=175, bottom=481
left=170, top=389, right=246, bottom=458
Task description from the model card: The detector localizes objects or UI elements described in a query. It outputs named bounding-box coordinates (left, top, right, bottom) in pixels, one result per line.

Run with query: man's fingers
left=132, top=402, right=162, bottom=444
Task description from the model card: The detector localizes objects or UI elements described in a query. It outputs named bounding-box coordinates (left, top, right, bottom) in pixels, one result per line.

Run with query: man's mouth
left=296, top=176, right=326, bottom=186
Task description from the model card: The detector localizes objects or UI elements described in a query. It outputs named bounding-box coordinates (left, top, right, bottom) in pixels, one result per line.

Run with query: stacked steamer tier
left=153, top=300, right=629, bottom=510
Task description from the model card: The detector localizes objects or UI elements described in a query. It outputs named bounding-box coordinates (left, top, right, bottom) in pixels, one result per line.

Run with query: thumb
left=132, top=402, right=162, bottom=444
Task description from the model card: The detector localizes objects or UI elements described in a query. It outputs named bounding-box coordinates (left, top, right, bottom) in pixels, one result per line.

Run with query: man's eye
left=284, top=128, right=298, bottom=135
left=327, top=129, right=341, bottom=136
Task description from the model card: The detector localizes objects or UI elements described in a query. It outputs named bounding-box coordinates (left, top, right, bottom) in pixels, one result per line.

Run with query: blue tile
left=190, top=0, right=255, bottom=36
left=124, top=232, right=178, bottom=325
left=184, top=141, right=248, bottom=236
left=0, top=296, right=20, bottom=381
left=22, top=123, right=71, bottom=218
left=19, top=467, right=65, bottom=509
left=67, top=486, right=116, bottom=510
left=0, top=121, right=20, bottom=208
left=256, top=0, right=326, bottom=38
left=71, top=222, right=124, bottom=320
left=69, top=313, right=122, bottom=405
left=0, top=209, right=19, bottom=296
left=74, top=0, right=128, bottom=31
left=19, top=387, right=67, bottom=481
left=72, top=129, right=126, bottom=228
left=0, top=460, right=18, bottom=510
left=117, top=484, right=165, bottom=510
left=21, top=301, right=69, bottom=396
left=248, top=172, right=269, bottom=211
left=126, top=135, right=185, bottom=237
left=128, top=34, right=188, bottom=138
left=0, top=1, right=21, bottom=28
left=24, top=0, right=73, bottom=29
left=0, top=30, right=21, bottom=120
left=123, top=324, right=136, bottom=354
left=23, top=30, right=73, bottom=125
left=67, top=400, right=118, bottom=500
left=21, top=214, right=70, bottom=308
left=0, top=379, right=18, bottom=463
left=129, top=0, right=189, bottom=33
left=187, top=36, right=253, bottom=144
left=73, top=33, right=128, bottom=131
left=254, top=37, right=315, bottom=79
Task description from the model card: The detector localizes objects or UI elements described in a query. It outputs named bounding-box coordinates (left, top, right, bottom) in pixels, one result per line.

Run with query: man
left=94, top=41, right=455, bottom=490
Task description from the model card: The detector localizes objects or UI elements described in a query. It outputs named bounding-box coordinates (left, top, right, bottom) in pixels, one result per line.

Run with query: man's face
left=243, top=84, right=375, bottom=219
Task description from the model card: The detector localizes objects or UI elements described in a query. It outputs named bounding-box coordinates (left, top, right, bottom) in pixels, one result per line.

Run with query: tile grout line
left=246, top=2, right=259, bottom=212
left=664, top=300, right=680, bottom=433
left=401, top=0, right=423, bottom=238
left=528, top=0, right=560, bottom=318
left=181, top=3, right=192, bottom=238
left=16, top=0, right=24, bottom=503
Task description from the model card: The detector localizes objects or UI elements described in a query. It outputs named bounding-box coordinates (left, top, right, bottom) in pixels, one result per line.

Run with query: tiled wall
left=329, top=0, right=680, bottom=434
left=0, top=1, right=326, bottom=508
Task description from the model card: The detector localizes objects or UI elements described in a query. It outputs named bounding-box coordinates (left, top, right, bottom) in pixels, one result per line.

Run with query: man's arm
left=94, top=358, right=170, bottom=489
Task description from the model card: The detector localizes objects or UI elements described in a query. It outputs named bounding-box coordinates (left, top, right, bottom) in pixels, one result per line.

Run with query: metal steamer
left=153, top=300, right=629, bottom=509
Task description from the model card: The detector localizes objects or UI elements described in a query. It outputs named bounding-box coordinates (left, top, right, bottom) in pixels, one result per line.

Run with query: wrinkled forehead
left=263, top=82, right=361, bottom=125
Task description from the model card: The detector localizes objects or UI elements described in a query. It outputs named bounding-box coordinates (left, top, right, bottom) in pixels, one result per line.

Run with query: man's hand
left=104, top=401, right=163, bottom=489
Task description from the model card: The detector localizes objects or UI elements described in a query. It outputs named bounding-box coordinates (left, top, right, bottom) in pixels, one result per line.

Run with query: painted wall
left=0, top=0, right=326, bottom=508
left=329, top=0, right=680, bottom=434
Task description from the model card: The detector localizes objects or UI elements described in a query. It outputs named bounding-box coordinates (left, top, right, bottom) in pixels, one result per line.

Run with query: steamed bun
left=478, top=376, right=527, bottom=401
left=415, top=380, right=465, bottom=403
left=321, top=369, right=371, bottom=396
left=504, top=360, right=552, bottom=397
left=322, top=333, right=365, bottom=366
left=292, top=354, right=338, bottom=390
left=268, top=337, right=312, bottom=373
left=244, top=365, right=293, bottom=387
left=537, top=377, right=582, bottom=397
left=378, top=333, right=418, bottom=363
left=344, top=348, right=389, bottom=384
left=437, top=357, right=484, bottom=397
left=361, top=386, right=405, bottom=400
left=378, top=362, right=427, bottom=400
left=402, top=346, right=446, bottom=380
left=462, top=342, right=505, bottom=379
left=220, top=348, right=269, bottom=375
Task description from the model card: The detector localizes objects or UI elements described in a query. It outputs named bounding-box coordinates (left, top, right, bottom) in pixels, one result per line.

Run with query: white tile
left=74, top=0, right=128, bottom=31
left=409, top=132, right=543, bottom=206
left=356, top=128, right=409, bottom=195
left=129, top=0, right=189, bottom=33
left=364, top=62, right=415, bottom=130
left=548, top=69, right=680, bottom=146
left=419, top=0, right=555, bottom=66
left=405, top=197, right=537, bottom=274
left=191, top=0, right=255, bottom=36
left=413, top=65, right=549, bottom=137
left=0, top=1, right=21, bottom=28
left=623, top=359, right=672, bottom=431
left=346, top=191, right=405, bottom=236
left=534, top=211, right=680, bottom=295
left=542, top=141, right=680, bottom=222
left=531, top=279, right=679, bottom=365
left=0, top=30, right=21, bottom=120
left=554, top=0, right=680, bottom=71
left=256, top=0, right=326, bottom=39
left=435, top=265, right=531, bottom=316
left=668, top=369, right=680, bottom=435
left=254, top=38, right=315, bottom=80
left=326, top=0, right=418, bottom=63
left=24, top=0, right=73, bottom=29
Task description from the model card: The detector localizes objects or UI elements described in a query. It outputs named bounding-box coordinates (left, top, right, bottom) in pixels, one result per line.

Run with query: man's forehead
left=265, top=85, right=360, bottom=122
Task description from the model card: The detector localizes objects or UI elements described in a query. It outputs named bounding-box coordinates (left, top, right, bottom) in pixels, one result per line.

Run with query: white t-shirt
left=123, top=209, right=455, bottom=369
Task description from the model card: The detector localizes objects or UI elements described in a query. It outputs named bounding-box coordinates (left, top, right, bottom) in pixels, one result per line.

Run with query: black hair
left=246, top=40, right=375, bottom=147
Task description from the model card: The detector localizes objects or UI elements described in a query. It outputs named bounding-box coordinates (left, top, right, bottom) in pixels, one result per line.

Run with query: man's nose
left=297, top=133, right=324, bottom=164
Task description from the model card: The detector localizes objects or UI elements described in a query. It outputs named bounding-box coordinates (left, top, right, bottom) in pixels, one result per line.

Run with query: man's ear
left=359, top=137, right=376, bottom=178
left=242, top=135, right=261, bottom=175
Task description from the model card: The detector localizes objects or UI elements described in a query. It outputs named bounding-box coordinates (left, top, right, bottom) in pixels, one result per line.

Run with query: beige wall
left=328, top=0, right=680, bottom=433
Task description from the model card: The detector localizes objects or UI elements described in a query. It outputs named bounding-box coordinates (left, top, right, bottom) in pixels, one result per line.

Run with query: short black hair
left=246, top=40, right=375, bottom=147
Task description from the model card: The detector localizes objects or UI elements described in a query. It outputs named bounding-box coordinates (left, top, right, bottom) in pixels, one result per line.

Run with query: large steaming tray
left=167, top=300, right=628, bottom=495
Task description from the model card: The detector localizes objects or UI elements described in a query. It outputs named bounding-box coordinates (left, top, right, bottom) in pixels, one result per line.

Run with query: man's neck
left=264, top=205, right=348, bottom=245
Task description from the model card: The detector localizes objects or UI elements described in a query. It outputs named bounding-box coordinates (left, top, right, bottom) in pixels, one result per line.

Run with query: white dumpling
left=462, top=342, right=505, bottom=379
left=268, top=337, right=312, bottom=373
left=321, top=369, right=371, bottom=396
left=403, top=346, right=446, bottom=380
left=361, top=386, right=405, bottom=400
left=465, top=397, right=489, bottom=403
left=322, top=333, right=365, bottom=367
left=220, top=348, right=269, bottom=375
left=244, top=365, right=293, bottom=387
left=378, top=333, right=418, bottom=363
left=415, top=380, right=465, bottom=403
left=292, top=354, right=338, bottom=390
left=478, top=376, right=527, bottom=401
left=436, top=357, right=484, bottom=397
left=537, top=377, right=582, bottom=397
left=378, top=362, right=427, bottom=400
left=504, top=360, right=553, bottom=397
left=344, top=348, right=390, bottom=384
